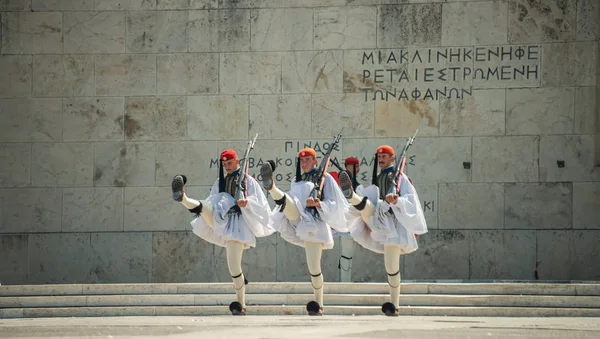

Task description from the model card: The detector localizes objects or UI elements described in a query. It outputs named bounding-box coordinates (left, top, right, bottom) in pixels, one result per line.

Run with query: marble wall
left=0, top=0, right=599, bottom=284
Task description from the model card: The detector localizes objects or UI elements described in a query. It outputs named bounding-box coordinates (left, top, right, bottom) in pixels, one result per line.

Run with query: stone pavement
left=1, top=316, right=600, bottom=339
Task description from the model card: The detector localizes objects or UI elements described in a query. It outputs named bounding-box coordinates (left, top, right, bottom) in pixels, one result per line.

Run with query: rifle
left=235, top=133, right=259, bottom=202
left=317, top=149, right=344, bottom=172
left=387, top=129, right=418, bottom=196
left=309, top=128, right=343, bottom=201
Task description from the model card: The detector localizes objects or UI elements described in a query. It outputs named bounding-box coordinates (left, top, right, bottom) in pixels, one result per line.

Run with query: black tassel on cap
left=295, top=157, right=301, bottom=182
left=371, top=154, right=378, bottom=185
left=218, top=159, right=225, bottom=193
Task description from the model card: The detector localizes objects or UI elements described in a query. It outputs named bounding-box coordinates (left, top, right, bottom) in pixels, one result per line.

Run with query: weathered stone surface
left=282, top=51, right=343, bottom=93
left=63, top=98, right=124, bottom=142
left=32, top=143, right=94, bottom=187
left=152, top=231, right=218, bottom=283
left=218, top=0, right=348, bottom=7
left=0, top=143, right=30, bottom=188
left=28, top=233, right=91, bottom=284
left=413, top=183, right=437, bottom=229
left=0, top=189, right=62, bottom=233
left=404, top=137, right=471, bottom=183
left=187, top=95, right=248, bottom=140
left=125, top=96, right=186, bottom=141
left=574, top=87, right=596, bottom=134
left=188, top=9, right=250, bottom=52
left=155, top=142, right=217, bottom=187
left=538, top=230, right=600, bottom=280
left=573, top=183, right=600, bottom=229
left=508, top=0, right=576, bottom=42
left=33, top=55, right=95, bottom=97
left=0, top=99, right=62, bottom=142
left=0, top=0, right=31, bottom=10
left=472, top=136, right=539, bottom=182
left=250, top=8, right=313, bottom=51
left=404, top=230, right=469, bottom=280
left=0, top=235, right=28, bottom=284
left=472, top=44, right=541, bottom=89
left=157, top=0, right=217, bottom=9
left=249, top=95, right=311, bottom=139
left=343, top=49, right=377, bottom=94
left=64, top=12, right=125, bottom=53
left=275, top=234, right=340, bottom=282
left=32, top=0, right=94, bottom=10
left=540, top=135, right=600, bottom=182
left=375, top=98, right=439, bottom=137
left=95, top=0, right=156, bottom=10
left=572, top=231, right=600, bottom=280
left=343, top=136, right=471, bottom=184
left=440, top=89, right=505, bottom=136
left=377, top=4, right=442, bottom=47
left=62, top=188, right=124, bottom=232
left=314, top=6, right=376, bottom=50
left=0, top=56, right=32, bottom=98
left=127, top=11, right=188, bottom=53
left=439, top=183, right=504, bottom=229
left=542, top=42, right=596, bottom=87
left=1, top=12, right=62, bottom=54
left=157, top=54, right=219, bottom=95
left=469, top=230, right=536, bottom=280
left=577, top=0, right=598, bottom=40
left=94, top=143, right=156, bottom=187
left=506, top=88, right=574, bottom=135
left=240, top=235, right=277, bottom=282
left=346, top=238, right=389, bottom=282
left=124, top=187, right=189, bottom=232
left=536, top=230, right=572, bottom=280
left=312, top=94, right=374, bottom=138
left=540, top=135, right=600, bottom=181
left=90, top=233, right=152, bottom=283
left=442, top=1, right=507, bottom=46
left=220, top=53, right=281, bottom=94
left=505, top=183, right=572, bottom=229
left=96, top=55, right=156, bottom=96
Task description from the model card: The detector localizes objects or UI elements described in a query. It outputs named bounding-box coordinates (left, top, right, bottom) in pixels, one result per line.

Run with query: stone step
left=2, top=305, right=600, bottom=319
left=2, top=282, right=599, bottom=297
left=2, top=294, right=600, bottom=309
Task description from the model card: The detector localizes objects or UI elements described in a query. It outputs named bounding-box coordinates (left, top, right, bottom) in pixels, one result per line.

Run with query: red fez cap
left=220, top=149, right=237, bottom=161
left=345, top=157, right=359, bottom=165
left=298, top=148, right=316, bottom=158
left=328, top=171, right=340, bottom=185
left=376, top=145, right=394, bottom=155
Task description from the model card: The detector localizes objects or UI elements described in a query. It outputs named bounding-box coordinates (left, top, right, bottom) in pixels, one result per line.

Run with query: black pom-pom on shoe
left=306, top=301, right=323, bottom=316
left=229, top=301, right=246, bottom=316
left=381, top=302, right=398, bottom=317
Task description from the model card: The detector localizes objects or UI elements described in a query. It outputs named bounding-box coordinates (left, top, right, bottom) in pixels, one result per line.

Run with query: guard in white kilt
left=338, top=145, right=427, bottom=316
left=260, top=147, right=349, bottom=316
left=171, top=148, right=275, bottom=316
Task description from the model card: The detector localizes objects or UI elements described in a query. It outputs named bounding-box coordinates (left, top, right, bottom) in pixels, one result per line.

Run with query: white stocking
left=305, top=241, right=324, bottom=307
left=348, top=193, right=376, bottom=225
left=269, top=183, right=300, bottom=221
left=384, top=245, right=402, bottom=308
left=227, top=241, right=246, bottom=308
left=180, top=194, right=214, bottom=227
left=340, top=237, right=355, bottom=282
